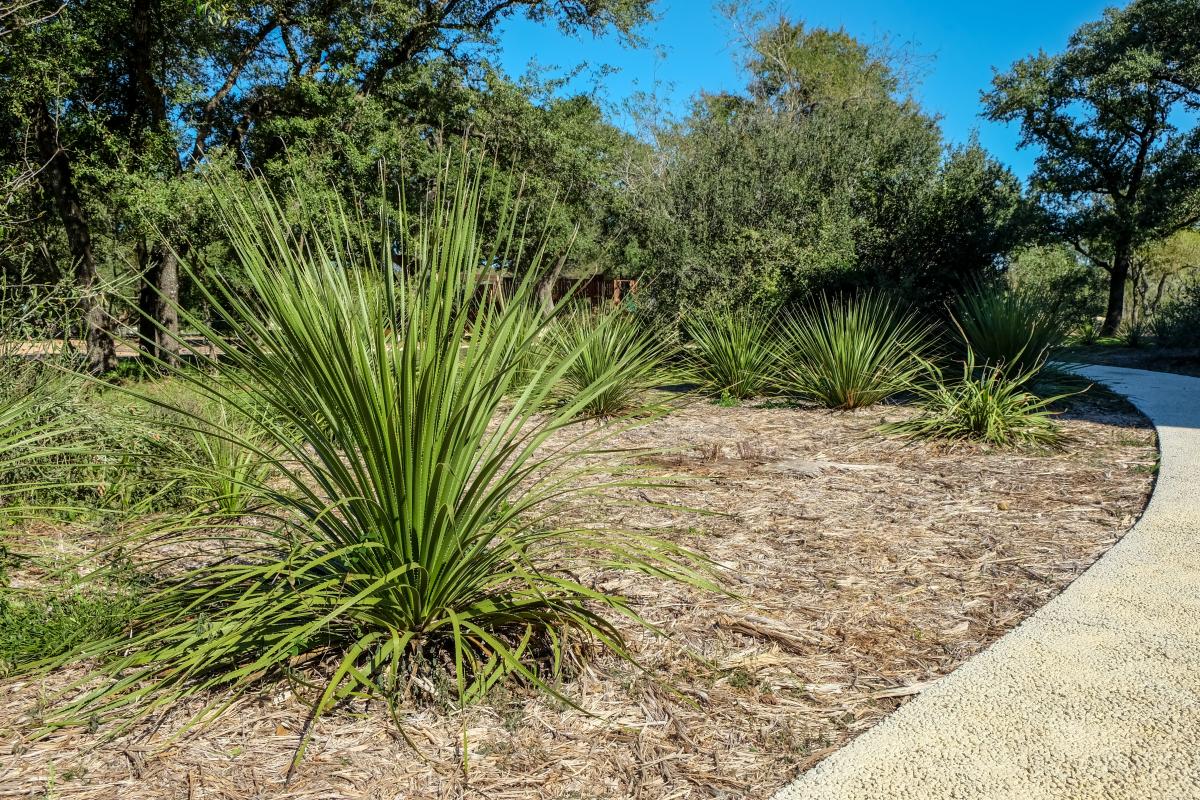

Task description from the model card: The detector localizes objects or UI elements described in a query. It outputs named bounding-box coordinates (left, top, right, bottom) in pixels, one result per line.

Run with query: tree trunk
left=536, top=252, right=569, bottom=317
left=136, top=240, right=180, bottom=366
left=127, top=0, right=182, bottom=364
left=1101, top=238, right=1133, bottom=336
left=31, top=100, right=117, bottom=374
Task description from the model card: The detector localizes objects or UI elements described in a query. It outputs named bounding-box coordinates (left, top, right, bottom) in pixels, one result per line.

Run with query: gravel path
left=774, top=365, right=1200, bottom=800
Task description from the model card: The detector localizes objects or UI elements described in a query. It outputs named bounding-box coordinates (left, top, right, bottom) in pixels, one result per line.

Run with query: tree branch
left=190, top=18, right=279, bottom=165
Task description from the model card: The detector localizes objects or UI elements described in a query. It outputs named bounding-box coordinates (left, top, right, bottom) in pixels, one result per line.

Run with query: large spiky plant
left=683, top=308, right=777, bottom=400
left=33, top=161, right=708, bottom=749
left=778, top=293, right=932, bottom=409
left=954, top=285, right=1066, bottom=375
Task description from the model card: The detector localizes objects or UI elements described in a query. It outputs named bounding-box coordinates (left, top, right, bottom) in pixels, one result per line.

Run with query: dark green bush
left=1151, top=280, right=1200, bottom=348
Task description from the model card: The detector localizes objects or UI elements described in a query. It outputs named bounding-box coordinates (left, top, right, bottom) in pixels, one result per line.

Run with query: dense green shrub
left=1006, top=245, right=1104, bottom=335
left=778, top=293, right=931, bottom=409
left=954, top=285, right=1066, bottom=375
left=683, top=308, right=777, bottom=400
left=884, top=351, right=1065, bottom=447
left=1151, top=279, right=1200, bottom=348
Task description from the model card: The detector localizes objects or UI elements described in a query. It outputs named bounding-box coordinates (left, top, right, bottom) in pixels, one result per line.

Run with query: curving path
left=774, top=365, right=1200, bottom=800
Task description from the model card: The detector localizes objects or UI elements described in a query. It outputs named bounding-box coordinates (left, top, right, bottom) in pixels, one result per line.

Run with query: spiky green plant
left=683, top=308, right=776, bottom=400
left=954, top=285, right=1066, bottom=374
left=176, top=404, right=274, bottom=517
left=778, top=293, right=931, bottom=409
left=33, top=163, right=708, bottom=750
left=883, top=350, right=1067, bottom=447
left=548, top=306, right=669, bottom=417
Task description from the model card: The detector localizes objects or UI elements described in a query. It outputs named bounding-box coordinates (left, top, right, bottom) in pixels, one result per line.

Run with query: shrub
left=683, top=308, right=777, bottom=400
left=1152, top=279, right=1200, bottom=348
left=778, top=293, right=931, bottom=409
left=33, top=164, right=707, bottom=747
left=884, top=351, right=1066, bottom=447
left=548, top=306, right=669, bottom=417
left=954, top=285, right=1066, bottom=374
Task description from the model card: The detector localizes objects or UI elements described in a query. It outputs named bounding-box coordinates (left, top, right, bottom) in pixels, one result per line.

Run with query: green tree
left=1, top=0, right=653, bottom=370
left=625, top=18, right=1024, bottom=320
left=983, top=0, right=1200, bottom=335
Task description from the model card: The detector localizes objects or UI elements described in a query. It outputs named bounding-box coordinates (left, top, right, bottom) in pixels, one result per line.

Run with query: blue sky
left=495, top=1, right=1118, bottom=182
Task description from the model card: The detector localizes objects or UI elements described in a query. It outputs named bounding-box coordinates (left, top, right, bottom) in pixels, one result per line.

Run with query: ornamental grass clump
left=954, top=285, right=1066, bottom=375
left=548, top=306, right=669, bottom=418
left=33, top=164, right=708, bottom=749
left=778, top=293, right=931, bottom=409
left=884, top=350, right=1067, bottom=448
left=683, top=308, right=776, bottom=400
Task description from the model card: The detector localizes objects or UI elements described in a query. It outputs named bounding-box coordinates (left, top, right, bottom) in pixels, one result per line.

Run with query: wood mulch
left=0, top=391, right=1156, bottom=799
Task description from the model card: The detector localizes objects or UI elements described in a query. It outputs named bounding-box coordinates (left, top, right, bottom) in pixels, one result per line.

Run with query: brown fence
left=478, top=274, right=639, bottom=306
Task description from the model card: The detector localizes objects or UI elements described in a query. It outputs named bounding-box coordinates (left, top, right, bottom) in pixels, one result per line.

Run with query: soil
left=0, top=391, right=1157, bottom=800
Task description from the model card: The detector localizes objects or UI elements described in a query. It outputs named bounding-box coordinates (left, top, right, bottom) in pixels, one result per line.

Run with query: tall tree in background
left=625, top=15, right=1024, bottom=319
left=1, top=0, right=653, bottom=369
left=983, top=0, right=1200, bottom=335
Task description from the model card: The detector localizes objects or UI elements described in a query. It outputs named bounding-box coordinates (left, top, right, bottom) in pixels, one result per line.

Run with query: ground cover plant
left=19, top=165, right=709, bottom=750
left=778, top=293, right=932, bottom=409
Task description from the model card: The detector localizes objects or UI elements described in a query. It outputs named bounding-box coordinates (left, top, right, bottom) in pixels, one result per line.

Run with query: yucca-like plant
left=176, top=403, right=275, bottom=517
left=778, top=293, right=931, bottom=409
left=548, top=306, right=668, bottom=417
left=883, top=350, right=1067, bottom=447
left=34, top=163, right=708, bottom=749
left=683, top=308, right=776, bottom=400
left=954, top=285, right=1066, bottom=374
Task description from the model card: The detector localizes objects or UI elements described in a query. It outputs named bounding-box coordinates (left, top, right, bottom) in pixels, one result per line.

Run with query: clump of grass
left=683, top=308, right=776, bottom=400
left=954, top=285, right=1066, bottom=374
left=884, top=351, right=1067, bottom=448
left=0, top=586, right=138, bottom=677
left=31, top=160, right=708, bottom=754
left=778, top=293, right=931, bottom=409
left=175, top=403, right=275, bottom=517
left=548, top=306, right=669, bottom=417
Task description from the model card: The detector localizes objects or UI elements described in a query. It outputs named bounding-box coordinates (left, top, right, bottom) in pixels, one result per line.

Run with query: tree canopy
left=983, top=0, right=1200, bottom=334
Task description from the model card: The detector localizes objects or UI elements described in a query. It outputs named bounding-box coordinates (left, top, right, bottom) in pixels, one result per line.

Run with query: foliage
left=1006, top=245, right=1105, bottom=335
left=175, top=403, right=275, bottom=517
left=0, top=584, right=138, bottom=677
left=1151, top=278, right=1200, bottom=348
left=983, top=0, right=1200, bottom=333
left=954, top=284, right=1067, bottom=375
left=683, top=308, right=777, bottom=399
left=549, top=306, right=669, bottom=417
left=625, top=20, right=1026, bottom=320
left=884, top=351, right=1066, bottom=448
left=31, top=165, right=707, bottom=747
left=778, top=293, right=931, bottom=409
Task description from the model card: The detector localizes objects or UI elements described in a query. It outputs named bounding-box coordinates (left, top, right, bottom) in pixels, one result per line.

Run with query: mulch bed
left=0, top=392, right=1156, bottom=799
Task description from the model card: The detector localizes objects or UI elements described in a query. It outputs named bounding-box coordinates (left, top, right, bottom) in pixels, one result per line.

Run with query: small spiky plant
left=883, top=350, right=1068, bottom=448
left=683, top=308, right=776, bottom=400
left=778, top=293, right=931, bottom=409
left=548, top=306, right=669, bottom=417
